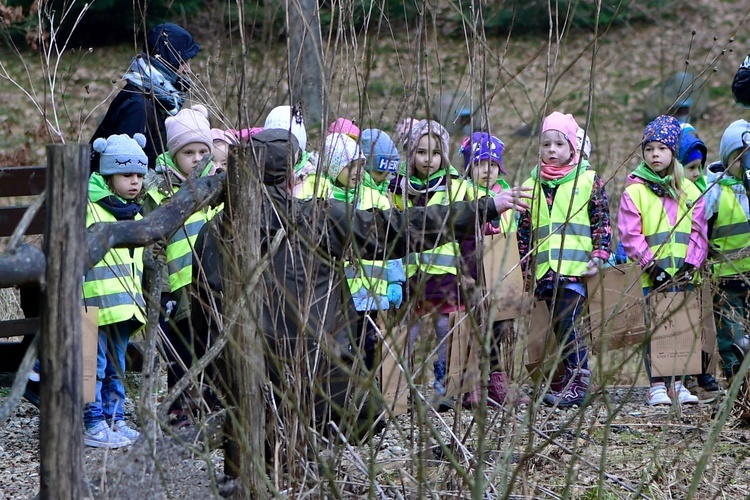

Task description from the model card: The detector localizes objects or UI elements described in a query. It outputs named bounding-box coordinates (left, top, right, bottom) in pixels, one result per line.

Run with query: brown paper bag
left=648, top=291, right=702, bottom=377
left=379, top=325, right=409, bottom=415
left=81, top=306, right=99, bottom=403
left=444, top=311, right=481, bottom=397
left=523, top=299, right=561, bottom=379
left=700, top=279, right=719, bottom=374
left=584, top=264, right=647, bottom=353
left=482, top=232, right=525, bottom=321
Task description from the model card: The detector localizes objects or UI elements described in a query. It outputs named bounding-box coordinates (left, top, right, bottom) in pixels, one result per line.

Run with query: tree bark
left=222, top=145, right=268, bottom=496
left=288, top=0, right=325, bottom=128
left=0, top=243, right=45, bottom=286
left=39, top=144, right=88, bottom=499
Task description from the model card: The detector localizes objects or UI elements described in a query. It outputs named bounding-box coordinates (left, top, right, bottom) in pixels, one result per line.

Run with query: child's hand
left=672, top=263, right=696, bottom=285
left=493, top=186, right=533, bottom=213
left=581, top=257, right=604, bottom=277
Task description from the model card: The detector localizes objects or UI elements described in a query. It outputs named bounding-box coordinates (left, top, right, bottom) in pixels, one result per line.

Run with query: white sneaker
left=647, top=384, right=671, bottom=406
left=84, top=421, right=132, bottom=449
left=674, top=382, right=699, bottom=405
left=112, top=420, right=140, bottom=443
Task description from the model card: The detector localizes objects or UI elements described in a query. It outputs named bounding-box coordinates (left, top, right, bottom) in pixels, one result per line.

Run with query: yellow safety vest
left=711, top=184, right=750, bottom=277
left=296, top=174, right=331, bottom=200
left=523, top=171, right=596, bottom=280
left=467, top=182, right=515, bottom=233
left=626, top=180, right=701, bottom=288
left=395, top=178, right=470, bottom=277
left=83, top=202, right=146, bottom=327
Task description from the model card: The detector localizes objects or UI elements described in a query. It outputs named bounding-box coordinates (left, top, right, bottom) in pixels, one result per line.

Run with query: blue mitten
left=387, top=283, right=403, bottom=309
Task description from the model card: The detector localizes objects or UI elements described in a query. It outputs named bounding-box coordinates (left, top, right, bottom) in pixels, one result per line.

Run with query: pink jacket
left=617, top=175, right=708, bottom=269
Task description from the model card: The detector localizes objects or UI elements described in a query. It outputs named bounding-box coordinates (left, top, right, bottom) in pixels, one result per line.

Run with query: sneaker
left=647, top=384, right=672, bottom=406
left=674, top=381, right=699, bottom=405
left=28, top=359, right=41, bottom=383
left=84, top=421, right=132, bottom=449
left=686, top=375, right=722, bottom=403
left=112, top=420, right=140, bottom=442
left=544, top=369, right=591, bottom=407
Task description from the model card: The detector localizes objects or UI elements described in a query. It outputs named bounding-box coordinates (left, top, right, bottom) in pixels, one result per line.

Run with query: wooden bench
left=0, top=165, right=145, bottom=374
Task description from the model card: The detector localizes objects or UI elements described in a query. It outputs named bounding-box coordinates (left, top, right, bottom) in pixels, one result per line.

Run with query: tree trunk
left=222, top=144, right=267, bottom=496
left=288, top=0, right=325, bottom=128
left=39, top=144, right=88, bottom=499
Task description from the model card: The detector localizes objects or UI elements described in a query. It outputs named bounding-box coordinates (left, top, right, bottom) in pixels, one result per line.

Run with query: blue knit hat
left=93, top=133, right=148, bottom=176
left=678, top=123, right=707, bottom=167
left=359, top=129, right=400, bottom=173
left=642, top=115, right=681, bottom=155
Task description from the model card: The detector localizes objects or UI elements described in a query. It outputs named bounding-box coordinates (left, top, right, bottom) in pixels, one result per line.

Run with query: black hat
left=146, top=23, right=200, bottom=69
left=251, top=129, right=301, bottom=185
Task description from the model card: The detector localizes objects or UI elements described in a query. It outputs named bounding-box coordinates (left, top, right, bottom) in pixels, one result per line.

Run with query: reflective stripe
left=711, top=184, right=750, bottom=277
left=344, top=267, right=357, bottom=279
left=712, top=222, right=750, bottom=239
left=86, top=263, right=131, bottom=281
left=417, top=252, right=460, bottom=268
left=167, top=252, right=193, bottom=278
left=170, top=219, right=205, bottom=244
left=85, top=291, right=145, bottom=310
left=644, top=230, right=690, bottom=247
left=655, top=256, right=685, bottom=270
left=536, top=248, right=591, bottom=265
left=536, top=222, right=592, bottom=239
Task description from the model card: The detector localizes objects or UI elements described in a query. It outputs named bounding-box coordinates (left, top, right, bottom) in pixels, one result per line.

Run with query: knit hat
left=145, top=23, right=200, bottom=70
left=576, top=127, right=592, bottom=159
left=328, top=118, right=360, bottom=140
left=165, top=104, right=213, bottom=155
left=542, top=112, right=579, bottom=151
left=93, top=133, right=148, bottom=176
left=323, top=132, right=365, bottom=179
left=211, top=128, right=238, bottom=146
left=263, top=105, right=307, bottom=151
left=408, top=120, right=450, bottom=170
left=460, top=132, right=505, bottom=174
left=396, top=117, right=417, bottom=149
left=642, top=115, right=681, bottom=155
left=251, top=129, right=300, bottom=186
left=719, top=119, right=750, bottom=167
left=678, top=123, right=707, bottom=167
left=359, top=129, right=400, bottom=173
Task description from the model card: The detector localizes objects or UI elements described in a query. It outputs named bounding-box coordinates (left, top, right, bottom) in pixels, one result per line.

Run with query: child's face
left=643, top=141, right=673, bottom=176
left=212, top=141, right=229, bottom=172
left=682, top=159, right=702, bottom=183
left=471, top=159, right=500, bottom=189
left=111, top=173, right=143, bottom=200
left=540, top=130, right=573, bottom=166
left=174, top=142, right=211, bottom=175
left=369, top=169, right=390, bottom=183
left=726, top=150, right=744, bottom=179
left=413, top=134, right=443, bottom=179
left=336, top=160, right=364, bottom=188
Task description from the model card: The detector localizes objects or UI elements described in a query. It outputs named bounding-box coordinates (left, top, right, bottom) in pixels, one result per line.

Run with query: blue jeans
left=83, top=320, right=136, bottom=428
left=540, top=287, right=588, bottom=371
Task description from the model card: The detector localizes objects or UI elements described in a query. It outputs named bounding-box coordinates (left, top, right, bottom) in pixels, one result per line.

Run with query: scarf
left=123, top=55, right=188, bottom=116
left=363, top=172, right=389, bottom=195
left=631, top=161, right=677, bottom=199
left=473, top=178, right=510, bottom=196
left=693, top=173, right=708, bottom=192
left=719, top=176, right=743, bottom=187
left=531, top=162, right=588, bottom=188
left=330, top=183, right=358, bottom=204
left=88, top=172, right=141, bottom=220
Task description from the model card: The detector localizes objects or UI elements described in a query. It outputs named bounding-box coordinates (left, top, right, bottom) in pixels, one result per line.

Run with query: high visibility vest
left=523, top=171, right=596, bottom=280
left=626, top=180, right=701, bottom=288
left=83, top=202, right=146, bottom=327
left=711, top=184, right=750, bottom=277
left=467, top=181, right=514, bottom=233
left=396, top=179, right=470, bottom=277
left=296, top=174, right=331, bottom=200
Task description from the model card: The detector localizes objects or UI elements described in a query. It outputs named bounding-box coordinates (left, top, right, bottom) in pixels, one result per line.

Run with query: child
left=576, top=127, right=592, bottom=162
left=704, top=119, right=750, bottom=381
left=359, top=128, right=400, bottom=195
left=146, top=104, right=219, bottom=426
left=85, top=133, right=149, bottom=448
left=618, top=115, right=707, bottom=406
left=461, top=132, right=528, bottom=407
left=517, top=111, right=612, bottom=407
left=210, top=128, right=238, bottom=174
left=324, top=132, right=403, bottom=369
left=264, top=105, right=317, bottom=197
left=391, top=119, right=471, bottom=398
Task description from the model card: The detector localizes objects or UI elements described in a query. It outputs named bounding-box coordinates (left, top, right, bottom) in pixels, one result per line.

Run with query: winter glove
left=387, top=283, right=403, bottom=309
left=646, top=263, right=672, bottom=289
left=672, top=263, right=696, bottom=285
left=732, top=54, right=750, bottom=108
left=581, top=257, right=605, bottom=277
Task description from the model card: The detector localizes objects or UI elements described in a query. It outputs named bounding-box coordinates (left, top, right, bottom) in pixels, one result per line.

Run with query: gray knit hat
left=719, top=119, right=750, bottom=167
left=93, top=133, right=148, bottom=176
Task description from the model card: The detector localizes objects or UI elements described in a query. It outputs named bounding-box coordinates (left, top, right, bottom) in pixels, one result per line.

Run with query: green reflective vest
left=296, top=174, right=331, bottom=200
left=523, top=171, right=595, bottom=280
left=83, top=202, right=146, bottom=327
left=626, top=180, right=701, bottom=288
left=711, top=184, right=750, bottom=277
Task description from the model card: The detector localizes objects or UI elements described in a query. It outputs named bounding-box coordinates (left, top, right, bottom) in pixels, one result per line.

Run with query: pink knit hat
left=211, top=128, right=238, bottom=145
left=165, top=104, right=213, bottom=155
left=541, top=111, right=579, bottom=165
left=327, top=118, right=360, bottom=140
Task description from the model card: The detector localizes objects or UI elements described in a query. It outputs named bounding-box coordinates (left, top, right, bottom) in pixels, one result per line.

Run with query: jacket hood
left=145, top=23, right=200, bottom=69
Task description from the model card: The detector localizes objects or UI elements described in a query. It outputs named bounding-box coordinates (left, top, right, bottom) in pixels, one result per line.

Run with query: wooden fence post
left=222, top=144, right=268, bottom=496
left=39, top=144, right=88, bottom=499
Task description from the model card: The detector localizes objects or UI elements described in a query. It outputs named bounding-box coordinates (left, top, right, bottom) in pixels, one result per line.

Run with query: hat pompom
left=192, top=104, right=209, bottom=119
left=133, top=133, right=147, bottom=149
left=93, top=137, right=108, bottom=154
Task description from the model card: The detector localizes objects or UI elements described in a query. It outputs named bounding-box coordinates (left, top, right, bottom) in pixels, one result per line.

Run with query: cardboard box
left=584, top=264, right=647, bottom=353
left=648, top=291, right=702, bottom=377
left=523, top=299, right=562, bottom=379
left=482, top=232, right=525, bottom=321
left=82, top=306, right=99, bottom=403
left=379, top=324, right=409, bottom=415
left=444, top=311, right=481, bottom=397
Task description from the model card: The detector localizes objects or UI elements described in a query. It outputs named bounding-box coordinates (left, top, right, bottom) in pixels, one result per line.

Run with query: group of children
left=79, top=99, right=750, bottom=447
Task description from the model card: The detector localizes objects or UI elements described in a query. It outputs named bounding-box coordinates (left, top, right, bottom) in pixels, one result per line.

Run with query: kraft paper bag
left=380, top=324, right=410, bottom=416
left=444, top=311, right=481, bottom=397
left=82, top=306, right=99, bottom=403
left=700, top=279, right=719, bottom=374
left=648, top=291, right=702, bottom=377
left=524, top=299, right=561, bottom=379
left=584, top=264, right=647, bottom=353
left=482, top=232, right=525, bottom=321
